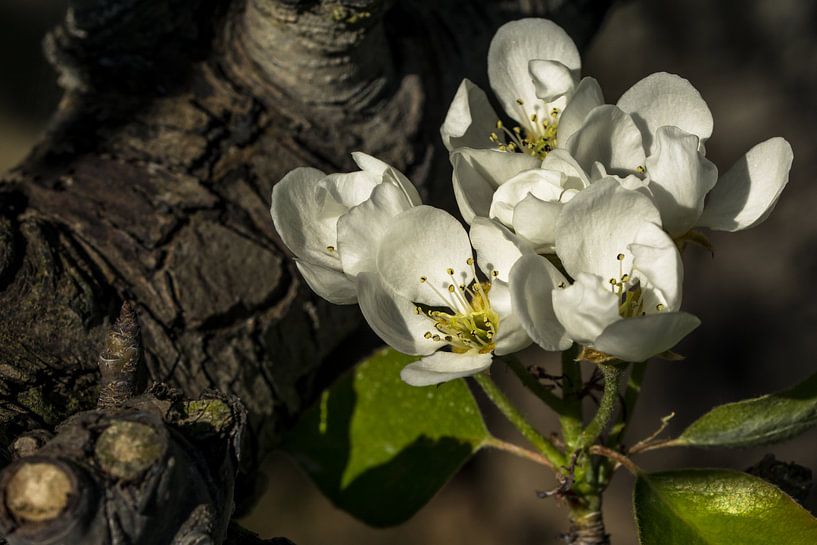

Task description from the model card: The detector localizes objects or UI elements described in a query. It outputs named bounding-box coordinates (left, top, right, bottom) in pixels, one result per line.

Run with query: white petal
left=629, top=222, right=684, bottom=312
left=617, top=72, right=714, bottom=154
left=376, top=206, right=474, bottom=308
left=593, top=312, right=701, bottom=363
left=441, top=79, right=500, bottom=152
left=489, top=168, right=565, bottom=227
left=557, top=77, right=605, bottom=147
left=352, top=151, right=423, bottom=207
left=591, top=162, right=650, bottom=190
left=488, top=281, right=533, bottom=355
left=566, top=105, right=646, bottom=176
left=555, top=178, right=661, bottom=282
left=552, top=273, right=620, bottom=346
left=356, top=273, right=443, bottom=355
left=317, top=171, right=379, bottom=210
left=509, top=255, right=571, bottom=351
left=529, top=59, right=577, bottom=103
left=488, top=18, right=581, bottom=129
left=400, top=351, right=494, bottom=387
left=512, top=194, right=562, bottom=251
left=451, top=148, right=540, bottom=223
left=470, top=217, right=533, bottom=282
left=541, top=148, right=591, bottom=189
left=698, top=137, right=793, bottom=232
left=337, top=183, right=414, bottom=276
left=271, top=167, right=340, bottom=268
left=296, top=259, right=357, bottom=305
left=645, top=126, right=718, bottom=236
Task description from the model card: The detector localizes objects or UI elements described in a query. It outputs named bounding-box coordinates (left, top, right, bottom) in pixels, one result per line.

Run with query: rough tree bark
left=0, top=1, right=613, bottom=543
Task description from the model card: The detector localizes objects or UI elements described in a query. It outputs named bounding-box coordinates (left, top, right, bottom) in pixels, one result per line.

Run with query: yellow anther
left=466, top=257, right=474, bottom=266
left=530, top=114, right=538, bottom=122
left=326, top=245, right=335, bottom=252
left=558, top=282, right=566, bottom=288
left=432, top=335, right=441, bottom=341
left=446, top=268, right=454, bottom=275
left=496, top=120, right=503, bottom=129
left=516, top=98, right=524, bottom=105
left=424, top=331, right=432, bottom=339
left=419, top=276, right=427, bottom=283
left=609, top=278, right=617, bottom=285
left=617, top=253, right=626, bottom=261
left=448, top=285, right=455, bottom=293
left=636, top=165, right=647, bottom=174
left=414, top=306, right=422, bottom=315
left=621, top=274, right=630, bottom=282
left=656, top=304, right=665, bottom=311
left=491, top=270, right=499, bottom=277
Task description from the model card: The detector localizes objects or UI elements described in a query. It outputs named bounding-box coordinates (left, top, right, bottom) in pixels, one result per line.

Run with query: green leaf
left=283, top=348, right=489, bottom=526
left=634, top=469, right=817, bottom=545
left=678, top=371, right=817, bottom=447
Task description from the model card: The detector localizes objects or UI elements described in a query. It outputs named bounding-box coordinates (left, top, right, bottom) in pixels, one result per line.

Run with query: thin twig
left=484, top=437, right=555, bottom=470
left=627, top=412, right=675, bottom=453
left=589, top=445, right=640, bottom=475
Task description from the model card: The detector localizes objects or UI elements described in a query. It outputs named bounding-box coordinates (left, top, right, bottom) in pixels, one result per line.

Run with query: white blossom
left=357, top=206, right=533, bottom=386
left=270, top=153, right=421, bottom=304
left=441, top=18, right=603, bottom=158
left=568, top=72, right=793, bottom=237
left=510, top=180, right=700, bottom=362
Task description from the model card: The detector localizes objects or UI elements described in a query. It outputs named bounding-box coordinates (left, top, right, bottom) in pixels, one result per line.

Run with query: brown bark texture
left=0, top=1, right=613, bottom=543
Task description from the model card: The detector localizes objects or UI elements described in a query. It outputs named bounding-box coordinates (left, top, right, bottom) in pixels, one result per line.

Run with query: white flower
left=567, top=72, right=793, bottom=237
left=270, top=153, right=421, bottom=304
left=510, top=179, right=700, bottom=362
left=449, top=146, right=591, bottom=250
left=441, top=18, right=603, bottom=159
left=356, top=206, right=533, bottom=386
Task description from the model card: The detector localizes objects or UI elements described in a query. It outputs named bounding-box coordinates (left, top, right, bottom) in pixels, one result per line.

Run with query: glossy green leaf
left=634, top=469, right=817, bottom=545
left=678, top=371, right=817, bottom=447
left=284, top=348, right=489, bottom=526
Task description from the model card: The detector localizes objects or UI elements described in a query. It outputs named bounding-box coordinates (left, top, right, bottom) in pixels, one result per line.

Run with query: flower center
left=489, top=100, right=559, bottom=160
left=415, top=259, right=500, bottom=354
left=609, top=253, right=664, bottom=318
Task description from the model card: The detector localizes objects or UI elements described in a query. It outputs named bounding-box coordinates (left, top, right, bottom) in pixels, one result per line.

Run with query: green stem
left=502, top=354, right=567, bottom=414
left=473, top=372, right=566, bottom=468
left=576, top=363, right=622, bottom=451
left=609, top=361, right=646, bottom=446
left=559, top=345, right=583, bottom=450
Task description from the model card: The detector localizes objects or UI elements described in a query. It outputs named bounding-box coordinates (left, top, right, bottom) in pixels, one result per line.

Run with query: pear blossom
left=461, top=148, right=591, bottom=252
left=270, top=153, right=421, bottom=304
left=356, top=206, right=533, bottom=386
left=510, top=179, right=700, bottom=362
left=567, top=72, right=793, bottom=237
left=441, top=18, right=603, bottom=159
left=440, top=18, right=610, bottom=251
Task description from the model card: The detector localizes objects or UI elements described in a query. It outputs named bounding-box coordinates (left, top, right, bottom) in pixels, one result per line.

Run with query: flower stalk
left=576, top=363, right=623, bottom=451
left=473, top=372, right=566, bottom=468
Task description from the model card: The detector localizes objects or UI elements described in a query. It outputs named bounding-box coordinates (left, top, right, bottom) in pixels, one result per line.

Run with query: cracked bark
left=0, top=0, right=614, bottom=543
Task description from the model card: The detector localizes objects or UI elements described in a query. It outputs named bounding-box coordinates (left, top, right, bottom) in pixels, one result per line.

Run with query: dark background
left=2, top=1, right=816, bottom=543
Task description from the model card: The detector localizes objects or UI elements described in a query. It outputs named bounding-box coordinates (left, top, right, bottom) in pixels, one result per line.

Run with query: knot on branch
left=231, top=0, right=396, bottom=111
left=0, top=387, right=248, bottom=545
left=97, top=302, right=145, bottom=410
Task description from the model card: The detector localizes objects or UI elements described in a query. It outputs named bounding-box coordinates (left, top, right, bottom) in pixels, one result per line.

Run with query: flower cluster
left=271, top=18, right=792, bottom=385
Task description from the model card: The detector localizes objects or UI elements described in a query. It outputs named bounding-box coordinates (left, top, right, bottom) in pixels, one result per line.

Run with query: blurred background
left=2, top=0, right=816, bottom=543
